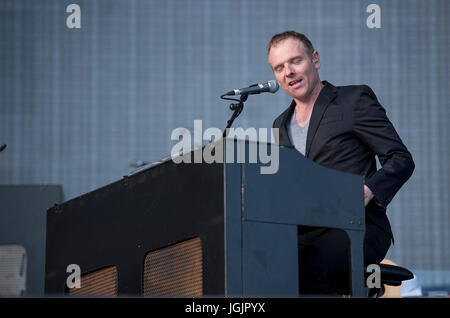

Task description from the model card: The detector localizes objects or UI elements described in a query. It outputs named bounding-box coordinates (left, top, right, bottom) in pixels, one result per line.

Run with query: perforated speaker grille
left=69, top=266, right=118, bottom=297
left=143, top=237, right=203, bottom=296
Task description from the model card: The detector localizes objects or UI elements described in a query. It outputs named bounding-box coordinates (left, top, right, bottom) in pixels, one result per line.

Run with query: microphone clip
left=228, top=94, right=248, bottom=111
left=221, top=94, right=248, bottom=138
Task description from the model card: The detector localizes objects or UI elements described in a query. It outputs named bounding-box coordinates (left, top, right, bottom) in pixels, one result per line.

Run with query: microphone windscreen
left=268, top=80, right=279, bottom=93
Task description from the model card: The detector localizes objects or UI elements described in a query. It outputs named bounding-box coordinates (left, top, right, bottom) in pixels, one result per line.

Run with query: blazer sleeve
left=353, top=85, right=415, bottom=208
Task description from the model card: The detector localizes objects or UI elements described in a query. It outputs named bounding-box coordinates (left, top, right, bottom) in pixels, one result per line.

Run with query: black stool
left=366, top=263, right=414, bottom=297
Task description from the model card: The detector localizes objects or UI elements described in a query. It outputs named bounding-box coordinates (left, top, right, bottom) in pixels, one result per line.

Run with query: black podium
left=45, top=139, right=366, bottom=297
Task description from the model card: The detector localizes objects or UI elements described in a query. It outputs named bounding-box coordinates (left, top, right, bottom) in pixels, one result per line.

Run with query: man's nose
left=284, top=64, right=295, bottom=78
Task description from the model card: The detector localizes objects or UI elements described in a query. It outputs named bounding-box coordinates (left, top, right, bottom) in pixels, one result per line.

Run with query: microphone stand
left=220, top=93, right=248, bottom=138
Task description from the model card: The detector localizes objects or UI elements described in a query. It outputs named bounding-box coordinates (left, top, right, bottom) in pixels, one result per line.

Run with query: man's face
left=268, top=38, right=321, bottom=103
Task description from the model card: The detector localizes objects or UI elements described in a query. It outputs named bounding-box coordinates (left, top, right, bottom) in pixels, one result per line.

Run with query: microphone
left=224, top=80, right=279, bottom=96
left=0, top=144, right=6, bottom=152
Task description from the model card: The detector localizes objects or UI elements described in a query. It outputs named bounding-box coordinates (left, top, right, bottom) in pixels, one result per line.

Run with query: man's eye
left=293, top=58, right=302, bottom=64
left=274, top=66, right=283, bottom=72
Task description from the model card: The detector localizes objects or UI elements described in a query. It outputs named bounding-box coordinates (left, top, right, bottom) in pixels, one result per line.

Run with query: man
left=268, top=31, right=415, bottom=295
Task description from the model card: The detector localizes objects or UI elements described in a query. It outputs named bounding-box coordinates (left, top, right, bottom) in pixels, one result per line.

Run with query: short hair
left=267, top=30, right=315, bottom=56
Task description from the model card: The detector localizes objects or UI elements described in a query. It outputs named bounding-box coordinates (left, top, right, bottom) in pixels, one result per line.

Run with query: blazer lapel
left=305, top=81, right=337, bottom=157
left=277, top=100, right=296, bottom=147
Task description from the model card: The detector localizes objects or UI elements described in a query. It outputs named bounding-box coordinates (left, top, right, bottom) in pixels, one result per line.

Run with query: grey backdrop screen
left=1, top=0, right=449, bottom=292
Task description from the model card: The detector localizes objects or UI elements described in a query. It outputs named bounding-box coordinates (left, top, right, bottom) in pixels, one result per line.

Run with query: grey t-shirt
left=286, top=109, right=309, bottom=155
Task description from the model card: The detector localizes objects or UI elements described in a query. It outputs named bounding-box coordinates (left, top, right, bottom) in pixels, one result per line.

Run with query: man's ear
left=312, top=51, right=321, bottom=70
left=312, top=50, right=319, bottom=63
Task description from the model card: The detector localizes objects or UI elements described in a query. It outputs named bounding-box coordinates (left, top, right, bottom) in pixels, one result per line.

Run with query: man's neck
left=293, top=80, right=324, bottom=125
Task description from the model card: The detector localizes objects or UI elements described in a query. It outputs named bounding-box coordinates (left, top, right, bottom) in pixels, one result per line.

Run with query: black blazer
left=273, top=81, right=415, bottom=240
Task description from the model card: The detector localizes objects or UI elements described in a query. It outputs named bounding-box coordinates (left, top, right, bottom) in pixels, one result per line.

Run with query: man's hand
left=364, top=185, right=375, bottom=207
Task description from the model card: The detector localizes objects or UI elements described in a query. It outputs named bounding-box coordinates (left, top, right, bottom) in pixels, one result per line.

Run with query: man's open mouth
left=289, top=78, right=302, bottom=86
